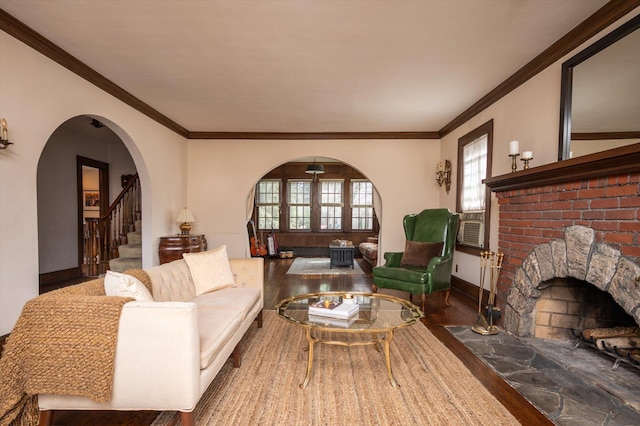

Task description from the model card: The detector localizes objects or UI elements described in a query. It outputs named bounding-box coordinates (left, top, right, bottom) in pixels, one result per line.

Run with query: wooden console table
left=159, top=234, right=207, bottom=264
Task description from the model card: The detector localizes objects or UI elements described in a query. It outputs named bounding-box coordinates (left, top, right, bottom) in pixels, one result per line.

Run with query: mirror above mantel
left=559, top=13, right=640, bottom=161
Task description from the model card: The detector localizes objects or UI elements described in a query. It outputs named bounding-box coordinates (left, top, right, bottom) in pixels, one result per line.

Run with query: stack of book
left=308, top=300, right=359, bottom=319
left=308, top=314, right=358, bottom=328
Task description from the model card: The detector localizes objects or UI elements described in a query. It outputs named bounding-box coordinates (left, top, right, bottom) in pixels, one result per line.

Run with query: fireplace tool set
left=472, top=251, right=504, bottom=335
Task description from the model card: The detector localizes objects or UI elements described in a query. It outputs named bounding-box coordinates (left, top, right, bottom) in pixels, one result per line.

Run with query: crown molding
left=0, top=8, right=189, bottom=138
left=438, top=1, right=640, bottom=138
left=571, top=131, right=640, bottom=140
left=187, top=131, right=440, bottom=140
left=2, top=2, right=638, bottom=141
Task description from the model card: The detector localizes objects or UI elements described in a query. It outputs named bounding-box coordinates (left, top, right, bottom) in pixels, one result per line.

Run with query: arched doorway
left=37, top=115, right=138, bottom=291
left=246, top=156, right=381, bottom=264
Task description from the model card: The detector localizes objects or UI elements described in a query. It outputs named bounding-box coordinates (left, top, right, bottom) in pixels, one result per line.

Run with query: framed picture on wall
left=83, top=191, right=100, bottom=211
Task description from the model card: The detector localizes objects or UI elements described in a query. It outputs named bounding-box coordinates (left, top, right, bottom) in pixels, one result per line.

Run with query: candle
left=509, top=140, right=519, bottom=155
left=522, top=151, right=533, bottom=159
left=1, top=118, right=7, bottom=140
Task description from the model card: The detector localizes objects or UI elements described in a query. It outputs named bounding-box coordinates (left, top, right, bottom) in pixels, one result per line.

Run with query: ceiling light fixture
left=305, top=159, right=325, bottom=181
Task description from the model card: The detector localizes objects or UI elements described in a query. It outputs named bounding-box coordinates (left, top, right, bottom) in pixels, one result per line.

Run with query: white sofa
left=38, top=256, right=264, bottom=426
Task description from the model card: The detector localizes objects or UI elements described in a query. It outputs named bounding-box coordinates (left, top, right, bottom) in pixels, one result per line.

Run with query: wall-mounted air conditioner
left=458, top=220, right=484, bottom=247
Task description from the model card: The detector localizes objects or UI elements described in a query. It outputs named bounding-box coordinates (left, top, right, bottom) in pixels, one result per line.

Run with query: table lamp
left=176, top=207, right=195, bottom=235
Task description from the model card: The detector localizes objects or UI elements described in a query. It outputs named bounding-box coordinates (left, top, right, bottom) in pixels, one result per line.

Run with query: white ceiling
left=0, top=0, right=610, bottom=134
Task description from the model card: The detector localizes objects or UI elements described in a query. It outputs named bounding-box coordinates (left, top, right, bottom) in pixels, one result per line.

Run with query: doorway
left=77, top=156, right=109, bottom=276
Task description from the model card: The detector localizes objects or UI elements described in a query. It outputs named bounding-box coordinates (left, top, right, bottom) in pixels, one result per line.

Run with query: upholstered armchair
left=372, top=209, right=459, bottom=313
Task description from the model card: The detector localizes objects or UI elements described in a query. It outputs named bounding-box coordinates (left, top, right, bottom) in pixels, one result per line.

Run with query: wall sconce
left=0, top=118, right=13, bottom=150
left=436, top=160, right=452, bottom=193
left=176, top=207, right=195, bottom=235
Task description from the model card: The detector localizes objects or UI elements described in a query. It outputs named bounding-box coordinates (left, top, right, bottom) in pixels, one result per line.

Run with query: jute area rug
left=152, top=311, right=520, bottom=426
left=286, top=257, right=365, bottom=275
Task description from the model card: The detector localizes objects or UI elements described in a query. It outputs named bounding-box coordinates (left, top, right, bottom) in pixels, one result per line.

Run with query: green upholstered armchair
left=372, top=209, right=459, bottom=313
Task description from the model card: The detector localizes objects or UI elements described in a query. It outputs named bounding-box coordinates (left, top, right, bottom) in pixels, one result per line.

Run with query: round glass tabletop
left=276, top=291, right=422, bottom=332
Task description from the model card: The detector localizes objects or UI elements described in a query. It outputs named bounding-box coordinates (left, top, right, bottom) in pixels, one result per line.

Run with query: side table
left=329, top=244, right=355, bottom=268
left=159, top=234, right=207, bottom=264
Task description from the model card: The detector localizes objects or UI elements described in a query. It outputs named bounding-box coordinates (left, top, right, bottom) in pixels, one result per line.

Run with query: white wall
left=186, top=139, right=442, bottom=259
left=0, top=33, right=188, bottom=335
left=442, top=9, right=640, bottom=291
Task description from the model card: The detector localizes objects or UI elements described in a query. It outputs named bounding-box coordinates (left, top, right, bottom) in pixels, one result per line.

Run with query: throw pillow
left=400, top=240, right=444, bottom=267
left=104, top=270, right=155, bottom=301
left=183, top=245, right=236, bottom=296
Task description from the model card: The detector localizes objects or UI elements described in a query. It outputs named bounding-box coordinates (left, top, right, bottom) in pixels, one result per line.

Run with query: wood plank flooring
left=31, top=258, right=551, bottom=425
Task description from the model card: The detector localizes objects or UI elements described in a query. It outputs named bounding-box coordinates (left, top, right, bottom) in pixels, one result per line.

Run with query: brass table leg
left=301, top=326, right=315, bottom=388
left=383, top=330, right=399, bottom=388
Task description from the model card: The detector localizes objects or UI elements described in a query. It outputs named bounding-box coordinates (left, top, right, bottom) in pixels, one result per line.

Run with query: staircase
left=84, top=174, right=141, bottom=276
left=109, top=219, right=142, bottom=272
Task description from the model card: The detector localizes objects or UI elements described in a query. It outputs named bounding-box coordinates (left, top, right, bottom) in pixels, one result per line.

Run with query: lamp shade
left=176, top=208, right=195, bottom=223
left=305, top=163, right=325, bottom=174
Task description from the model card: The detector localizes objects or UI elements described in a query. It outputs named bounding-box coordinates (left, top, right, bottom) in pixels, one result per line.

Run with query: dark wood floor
left=39, top=258, right=552, bottom=425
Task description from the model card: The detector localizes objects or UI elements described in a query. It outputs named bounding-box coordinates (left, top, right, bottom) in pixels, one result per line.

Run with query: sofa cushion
left=359, top=242, right=378, bottom=259
left=144, top=259, right=196, bottom=302
left=194, top=287, right=260, bottom=321
left=400, top=240, right=443, bottom=267
left=197, top=308, right=243, bottom=369
left=183, top=245, right=236, bottom=296
left=104, top=271, right=154, bottom=301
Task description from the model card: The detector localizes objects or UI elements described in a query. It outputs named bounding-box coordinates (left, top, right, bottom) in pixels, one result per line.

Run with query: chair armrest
left=428, top=255, right=454, bottom=284
left=382, top=252, right=404, bottom=267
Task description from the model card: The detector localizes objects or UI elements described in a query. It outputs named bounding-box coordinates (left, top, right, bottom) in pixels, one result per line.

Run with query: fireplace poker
left=473, top=251, right=502, bottom=335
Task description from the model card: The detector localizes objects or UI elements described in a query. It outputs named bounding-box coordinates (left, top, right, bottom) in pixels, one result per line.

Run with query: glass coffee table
left=275, top=292, right=422, bottom=388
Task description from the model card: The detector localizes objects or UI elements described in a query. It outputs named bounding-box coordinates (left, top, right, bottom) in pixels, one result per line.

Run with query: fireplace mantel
left=485, top=143, right=640, bottom=192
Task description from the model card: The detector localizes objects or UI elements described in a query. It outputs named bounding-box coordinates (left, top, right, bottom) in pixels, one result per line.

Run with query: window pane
left=289, top=206, right=311, bottom=229
left=351, top=181, right=373, bottom=230
left=352, top=207, right=373, bottom=230
left=256, top=180, right=280, bottom=230
left=462, top=136, right=487, bottom=212
left=320, top=206, right=342, bottom=230
left=320, top=180, right=343, bottom=204
left=320, top=180, right=343, bottom=230
left=288, top=181, right=311, bottom=204
left=288, top=180, right=311, bottom=230
left=257, top=205, right=279, bottom=230
left=351, top=181, right=373, bottom=206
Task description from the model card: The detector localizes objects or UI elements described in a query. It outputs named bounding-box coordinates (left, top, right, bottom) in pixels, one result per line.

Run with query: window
left=461, top=136, right=487, bottom=212
left=456, top=120, right=493, bottom=253
left=256, top=179, right=280, bottom=230
left=319, top=180, right=343, bottom=230
left=351, top=180, right=373, bottom=230
left=256, top=171, right=375, bottom=233
left=288, top=180, right=311, bottom=230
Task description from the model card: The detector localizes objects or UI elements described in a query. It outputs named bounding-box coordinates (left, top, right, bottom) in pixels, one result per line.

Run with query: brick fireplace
left=484, top=145, right=640, bottom=339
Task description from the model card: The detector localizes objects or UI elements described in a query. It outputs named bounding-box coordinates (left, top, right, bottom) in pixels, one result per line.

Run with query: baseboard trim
left=451, top=275, right=488, bottom=306
left=39, top=267, right=82, bottom=286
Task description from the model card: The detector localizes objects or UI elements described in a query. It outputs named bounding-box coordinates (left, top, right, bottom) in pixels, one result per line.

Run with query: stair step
left=109, top=257, right=142, bottom=273
left=127, top=231, right=142, bottom=244
left=119, top=243, right=141, bottom=258
left=134, top=219, right=142, bottom=231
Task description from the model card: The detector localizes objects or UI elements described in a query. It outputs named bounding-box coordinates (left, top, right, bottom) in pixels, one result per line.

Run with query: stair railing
left=85, top=174, right=141, bottom=276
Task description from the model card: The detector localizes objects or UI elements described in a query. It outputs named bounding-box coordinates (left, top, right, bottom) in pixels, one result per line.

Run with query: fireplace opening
left=534, top=277, right=637, bottom=342
left=534, top=277, right=640, bottom=371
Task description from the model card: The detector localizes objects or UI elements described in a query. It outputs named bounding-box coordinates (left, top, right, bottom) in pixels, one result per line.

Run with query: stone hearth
left=504, top=225, right=640, bottom=338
